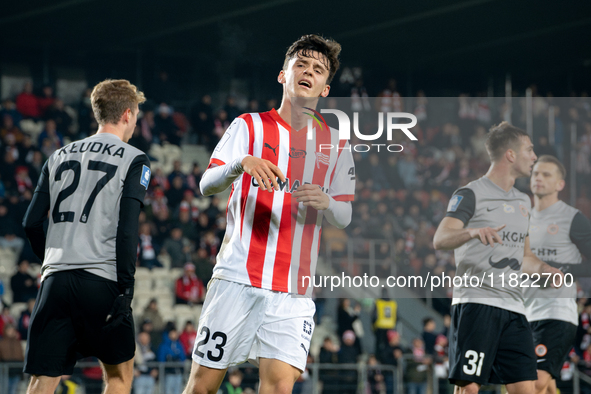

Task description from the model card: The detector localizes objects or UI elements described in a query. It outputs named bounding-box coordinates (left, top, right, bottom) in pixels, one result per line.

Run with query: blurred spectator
left=186, top=162, right=203, bottom=193
left=162, top=227, right=191, bottom=269
left=220, top=368, right=244, bottom=394
left=319, top=336, right=339, bottom=393
left=1, top=99, right=22, bottom=125
left=193, top=247, right=214, bottom=285
left=405, top=338, right=431, bottom=394
left=15, top=166, right=33, bottom=194
left=37, top=85, right=55, bottom=117
left=1, top=205, right=26, bottom=258
left=134, top=331, right=158, bottom=394
left=157, top=328, right=186, bottom=394
left=140, top=299, right=165, bottom=334
left=337, top=298, right=360, bottom=340
left=0, top=324, right=25, bottom=394
left=155, top=103, right=181, bottom=146
left=138, top=223, right=162, bottom=269
left=151, top=168, right=170, bottom=191
left=15, top=81, right=40, bottom=119
left=18, top=298, right=36, bottom=340
left=10, top=260, right=37, bottom=303
left=77, top=88, right=95, bottom=137
left=373, top=293, right=397, bottom=356
left=166, top=176, right=187, bottom=212
left=422, top=317, right=437, bottom=355
left=224, top=96, right=240, bottom=122
left=213, top=109, right=230, bottom=141
left=139, top=110, right=156, bottom=148
left=0, top=305, right=17, bottom=333
left=338, top=330, right=360, bottom=394
left=367, top=354, right=386, bottom=394
left=0, top=154, right=18, bottom=190
left=168, top=160, right=187, bottom=186
left=175, top=263, right=205, bottom=305
left=129, top=124, right=152, bottom=154
left=179, top=320, right=197, bottom=357
left=45, top=99, right=72, bottom=137
left=398, top=153, right=418, bottom=189
left=1, top=114, right=25, bottom=144
left=200, top=231, right=220, bottom=259
left=38, top=119, right=64, bottom=157
left=380, top=330, right=404, bottom=393
left=190, top=94, right=214, bottom=145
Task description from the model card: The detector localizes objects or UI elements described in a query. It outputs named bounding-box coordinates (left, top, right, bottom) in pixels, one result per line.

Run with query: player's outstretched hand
left=468, top=224, right=506, bottom=248
left=241, top=156, right=286, bottom=192
left=293, top=184, right=330, bottom=210
left=541, top=263, right=565, bottom=288
left=103, top=293, right=133, bottom=333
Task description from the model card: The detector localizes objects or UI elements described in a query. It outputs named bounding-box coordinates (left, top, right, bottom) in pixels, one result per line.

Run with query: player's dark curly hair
left=485, top=121, right=529, bottom=162
left=283, top=34, right=341, bottom=84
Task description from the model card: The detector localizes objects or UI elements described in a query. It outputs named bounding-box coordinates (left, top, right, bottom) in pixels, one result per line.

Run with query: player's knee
left=535, top=379, right=548, bottom=394
left=455, top=381, right=480, bottom=394
left=266, top=381, right=294, bottom=394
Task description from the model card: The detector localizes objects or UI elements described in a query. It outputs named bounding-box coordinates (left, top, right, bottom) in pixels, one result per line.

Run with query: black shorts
left=24, top=269, right=135, bottom=377
left=448, top=303, right=537, bottom=385
left=530, top=319, right=577, bottom=379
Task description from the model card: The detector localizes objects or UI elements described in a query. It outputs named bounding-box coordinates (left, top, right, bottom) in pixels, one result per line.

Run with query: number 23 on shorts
left=463, top=350, right=485, bottom=377
left=194, top=326, right=227, bottom=362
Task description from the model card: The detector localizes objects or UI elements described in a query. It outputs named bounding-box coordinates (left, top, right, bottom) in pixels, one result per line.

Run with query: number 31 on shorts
left=463, top=350, right=485, bottom=376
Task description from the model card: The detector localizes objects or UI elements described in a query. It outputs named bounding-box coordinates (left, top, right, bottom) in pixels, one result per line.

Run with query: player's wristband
left=118, top=286, right=134, bottom=298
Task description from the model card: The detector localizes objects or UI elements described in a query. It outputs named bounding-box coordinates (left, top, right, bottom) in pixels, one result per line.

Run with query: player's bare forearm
left=434, top=217, right=505, bottom=250
left=433, top=227, right=474, bottom=250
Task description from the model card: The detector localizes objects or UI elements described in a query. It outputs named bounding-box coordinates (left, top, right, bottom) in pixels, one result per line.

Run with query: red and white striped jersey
left=207, top=109, right=355, bottom=294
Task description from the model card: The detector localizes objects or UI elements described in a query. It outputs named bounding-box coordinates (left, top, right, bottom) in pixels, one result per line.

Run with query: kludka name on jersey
left=58, top=141, right=126, bottom=158
left=251, top=177, right=327, bottom=194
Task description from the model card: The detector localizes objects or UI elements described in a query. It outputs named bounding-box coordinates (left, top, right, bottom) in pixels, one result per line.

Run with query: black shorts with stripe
left=24, top=269, right=135, bottom=377
left=530, top=319, right=577, bottom=379
left=448, top=303, right=537, bottom=385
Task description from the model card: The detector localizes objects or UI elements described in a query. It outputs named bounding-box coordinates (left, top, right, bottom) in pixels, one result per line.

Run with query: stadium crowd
left=0, top=72, right=591, bottom=393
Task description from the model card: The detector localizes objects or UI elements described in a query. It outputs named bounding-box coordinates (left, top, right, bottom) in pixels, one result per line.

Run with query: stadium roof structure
left=1, top=0, right=590, bottom=93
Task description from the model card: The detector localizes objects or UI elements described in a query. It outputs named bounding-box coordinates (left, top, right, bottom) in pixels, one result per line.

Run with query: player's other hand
left=103, top=293, right=133, bottom=333
left=241, top=156, right=286, bottom=192
left=293, top=184, right=330, bottom=210
left=541, top=263, right=565, bottom=288
left=468, top=224, right=506, bottom=248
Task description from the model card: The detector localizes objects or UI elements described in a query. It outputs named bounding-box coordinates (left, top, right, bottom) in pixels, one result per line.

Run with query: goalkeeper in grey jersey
left=524, top=155, right=591, bottom=394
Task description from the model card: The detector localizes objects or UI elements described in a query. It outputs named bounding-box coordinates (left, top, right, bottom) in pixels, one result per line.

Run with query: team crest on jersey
left=315, top=152, right=330, bottom=168
left=519, top=204, right=529, bottom=217
left=535, top=344, right=547, bottom=357
left=502, top=203, right=515, bottom=213
left=447, top=195, right=463, bottom=212
left=140, top=165, right=151, bottom=189
left=547, top=224, right=559, bottom=235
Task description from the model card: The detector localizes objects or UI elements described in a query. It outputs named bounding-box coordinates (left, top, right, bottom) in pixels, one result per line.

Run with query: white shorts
left=192, top=278, right=315, bottom=372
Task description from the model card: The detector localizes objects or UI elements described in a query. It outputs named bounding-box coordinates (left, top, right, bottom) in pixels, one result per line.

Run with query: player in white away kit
left=433, top=122, right=563, bottom=394
left=524, top=155, right=591, bottom=394
left=182, top=35, right=355, bottom=394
